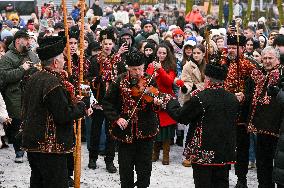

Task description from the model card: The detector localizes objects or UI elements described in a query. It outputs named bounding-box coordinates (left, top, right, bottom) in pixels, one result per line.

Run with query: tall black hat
left=36, top=36, right=66, bottom=61
left=125, top=50, right=145, bottom=67
left=69, top=26, right=80, bottom=40
left=227, top=35, right=246, bottom=46
left=99, top=27, right=116, bottom=42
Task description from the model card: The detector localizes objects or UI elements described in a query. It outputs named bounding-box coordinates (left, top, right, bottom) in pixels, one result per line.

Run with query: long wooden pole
left=74, top=0, right=85, bottom=187
left=62, top=0, right=72, bottom=75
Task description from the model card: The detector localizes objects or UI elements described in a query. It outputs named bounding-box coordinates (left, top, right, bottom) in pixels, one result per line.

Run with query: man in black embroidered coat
left=102, top=51, right=163, bottom=188
left=87, top=27, right=123, bottom=173
left=166, top=63, right=239, bottom=188
left=21, top=36, right=89, bottom=188
left=244, top=46, right=284, bottom=188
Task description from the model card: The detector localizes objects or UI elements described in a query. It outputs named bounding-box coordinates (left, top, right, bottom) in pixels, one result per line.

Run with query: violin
left=130, top=77, right=159, bottom=103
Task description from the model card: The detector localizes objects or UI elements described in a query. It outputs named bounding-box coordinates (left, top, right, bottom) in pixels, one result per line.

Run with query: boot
left=152, top=142, right=161, bottom=162
left=235, top=179, right=248, bottom=188
left=68, top=176, right=74, bottom=187
left=182, top=159, right=192, bottom=167
left=106, top=161, right=117, bottom=173
left=88, top=158, right=97, bottom=169
left=162, top=140, right=170, bottom=165
left=176, top=130, right=184, bottom=147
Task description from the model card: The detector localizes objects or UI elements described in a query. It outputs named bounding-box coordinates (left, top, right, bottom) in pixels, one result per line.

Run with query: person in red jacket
left=146, top=43, right=177, bottom=165
left=185, top=5, right=205, bottom=27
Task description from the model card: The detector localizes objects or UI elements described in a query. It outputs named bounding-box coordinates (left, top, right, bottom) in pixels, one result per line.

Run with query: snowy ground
left=0, top=143, right=258, bottom=188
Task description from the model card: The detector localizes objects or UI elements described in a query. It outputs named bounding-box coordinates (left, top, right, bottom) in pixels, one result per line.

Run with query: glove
left=181, top=85, right=188, bottom=94
left=175, top=79, right=184, bottom=87
left=267, top=85, right=280, bottom=97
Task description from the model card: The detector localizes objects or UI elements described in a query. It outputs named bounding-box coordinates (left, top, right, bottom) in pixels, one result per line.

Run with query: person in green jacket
left=0, top=29, right=40, bottom=163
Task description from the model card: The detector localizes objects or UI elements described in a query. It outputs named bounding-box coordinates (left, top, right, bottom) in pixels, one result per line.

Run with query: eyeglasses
left=12, top=19, right=18, bottom=21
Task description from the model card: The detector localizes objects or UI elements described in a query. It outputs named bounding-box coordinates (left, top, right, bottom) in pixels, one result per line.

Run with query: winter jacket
left=245, top=66, right=284, bottom=137
left=273, top=95, right=284, bottom=186
left=22, top=71, right=86, bottom=153
left=180, top=60, right=205, bottom=103
left=185, top=10, right=204, bottom=26
left=0, top=42, right=40, bottom=119
left=146, top=64, right=176, bottom=127
left=134, top=31, right=154, bottom=46
left=71, top=8, right=80, bottom=21
left=167, top=87, right=239, bottom=165
left=114, top=10, right=129, bottom=24
left=92, top=4, right=103, bottom=16
left=102, top=73, right=160, bottom=143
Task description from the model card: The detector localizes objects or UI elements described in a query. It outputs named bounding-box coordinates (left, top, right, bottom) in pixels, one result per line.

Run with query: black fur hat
left=36, top=36, right=66, bottom=61
left=205, top=63, right=228, bottom=81
left=227, top=34, right=246, bottom=46
left=69, top=26, right=80, bottom=40
left=99, top=27, right=116, bottom=42
left=125, top=50, right=145, bottom=67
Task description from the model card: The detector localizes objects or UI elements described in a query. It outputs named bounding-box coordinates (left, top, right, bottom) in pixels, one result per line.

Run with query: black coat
left=102, top=73, right=160, bottom=143
left=22, top=71, right=86, bottom=153
left=92, top=4, right=103, bottom=16
left=166, top=88, right=239, bottom=165
left=245, top=67, right=284, bottom=137
left=273, top=88, right=284, bottom=186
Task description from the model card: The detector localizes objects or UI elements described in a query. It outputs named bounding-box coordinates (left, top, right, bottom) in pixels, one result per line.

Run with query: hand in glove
left=267, top=85, right=280, bottom=96
left=181, top=85, right=188, bottom=94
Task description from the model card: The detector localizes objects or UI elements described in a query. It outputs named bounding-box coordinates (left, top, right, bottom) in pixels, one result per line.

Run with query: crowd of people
left=1, top=0, right=284, bottom=188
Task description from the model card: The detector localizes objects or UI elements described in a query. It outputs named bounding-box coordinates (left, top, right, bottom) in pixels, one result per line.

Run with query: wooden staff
left=236, top=20, right=241, bottom=92
left=204, top=26, right=211, bottom=64
left=74, top=0, right=85, bottom=187
left=62, top=0, right=72, bottom=75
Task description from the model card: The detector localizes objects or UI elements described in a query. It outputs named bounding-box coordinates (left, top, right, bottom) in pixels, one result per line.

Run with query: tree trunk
left=277, top=0, right=284, bottom=26
left=186, top=0, right=193, bottom=14
left=244, top=0, right=252, bottom=27
left=229, top=0, right=233, bottom=23
left=207, top=0, right=212, bottom=15
left=218, top=0, right=223, bottom=26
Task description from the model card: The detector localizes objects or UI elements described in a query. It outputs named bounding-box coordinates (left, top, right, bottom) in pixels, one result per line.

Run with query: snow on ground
left=0, top=143, right=258, bottom=188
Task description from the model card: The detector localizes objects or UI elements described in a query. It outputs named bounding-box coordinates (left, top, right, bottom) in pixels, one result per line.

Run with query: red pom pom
left=176, top=80, right=184, bottom=87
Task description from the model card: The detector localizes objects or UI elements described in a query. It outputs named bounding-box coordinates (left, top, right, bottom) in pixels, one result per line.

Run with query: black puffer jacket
left=273, top=89, right=284, bottom=186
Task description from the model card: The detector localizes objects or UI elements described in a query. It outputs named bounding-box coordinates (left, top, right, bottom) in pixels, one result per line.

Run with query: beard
left=20, top=45, right=30, bottom=53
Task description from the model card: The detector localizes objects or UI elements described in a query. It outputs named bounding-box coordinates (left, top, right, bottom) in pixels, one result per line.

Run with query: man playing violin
left=103, top=50, right=170, bottom=188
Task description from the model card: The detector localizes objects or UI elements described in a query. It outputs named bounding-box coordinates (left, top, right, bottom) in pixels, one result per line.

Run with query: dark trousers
left=27, top=152, right=69, bottom=188
left=256, top=134, right=278, bottom=188
left=192, top=164, right=230, bottom=188
left=6, top=118, right=24, bottom=157
left=67, top=153, right=74, bottom=177
left=118, top=140, right=153, bottom=188
left=89, top=109, right=115, bottom=162
left=235, top=125, right=250, bottom=180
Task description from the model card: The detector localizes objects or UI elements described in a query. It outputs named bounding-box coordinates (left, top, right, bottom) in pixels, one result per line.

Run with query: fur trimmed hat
left=36, top=36, right=66, bottom=61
